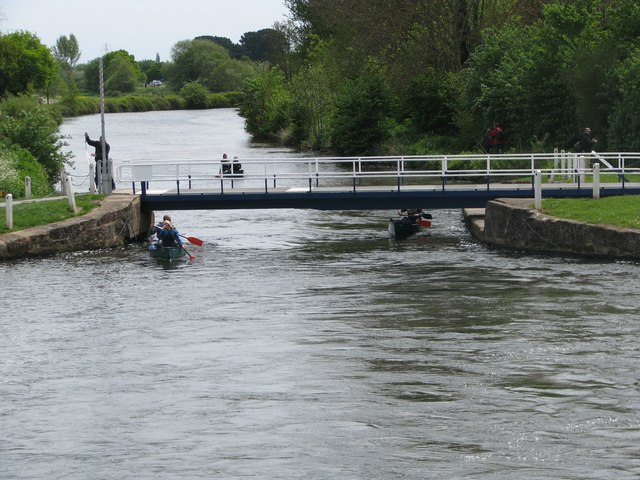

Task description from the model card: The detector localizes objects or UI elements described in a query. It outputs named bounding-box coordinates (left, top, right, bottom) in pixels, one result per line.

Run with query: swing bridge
left=111, top=151, right=640, bottom=211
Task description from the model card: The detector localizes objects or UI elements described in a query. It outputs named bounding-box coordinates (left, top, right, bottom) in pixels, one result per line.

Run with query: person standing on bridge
left=85, top=132, right=115, bottom=190
left=490, top=122, right=505, bottom=153
left=482, top=128, right=493, bottom=154
left=575, top=127, right=597, bottom=153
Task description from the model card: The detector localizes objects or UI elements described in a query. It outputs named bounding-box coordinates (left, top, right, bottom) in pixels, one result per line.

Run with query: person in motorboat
left=398, top=208, right=424, bottom=224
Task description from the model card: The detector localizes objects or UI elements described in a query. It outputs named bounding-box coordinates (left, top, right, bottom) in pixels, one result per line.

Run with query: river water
left=1, top=109, right=639, bottom=479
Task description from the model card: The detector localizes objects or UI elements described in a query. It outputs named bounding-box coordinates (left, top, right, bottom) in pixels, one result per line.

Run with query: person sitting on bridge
left=232, top=156, right=244, bottom=175
left=220, top=153, right=231, bottom=175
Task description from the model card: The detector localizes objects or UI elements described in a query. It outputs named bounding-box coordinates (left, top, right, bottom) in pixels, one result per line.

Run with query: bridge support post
left=534, top=170, right=542, bottom=210
left=593, top=163, right=600, bottom=199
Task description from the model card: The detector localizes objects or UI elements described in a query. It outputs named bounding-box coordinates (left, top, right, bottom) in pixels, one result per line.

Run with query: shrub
left=0, top=145, right=50, bottom=197
left=180, top=81, right=209, bottom=109
left=0, top=96, right=71, bottom=185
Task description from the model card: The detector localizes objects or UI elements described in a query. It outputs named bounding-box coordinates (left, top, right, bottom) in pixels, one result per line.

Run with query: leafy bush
left=206, top=91, right=241, bottom=108
left=0, top=96, right=71, bottom=185
left=0, top=145, right=50, bottom=197
left=180, top=81, right=209, bottom=109
left=0, top=146, right=19, bottom=193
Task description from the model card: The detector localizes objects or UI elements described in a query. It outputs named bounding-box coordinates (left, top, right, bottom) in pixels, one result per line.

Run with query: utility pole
left=99, top=57, right=112, bottom=194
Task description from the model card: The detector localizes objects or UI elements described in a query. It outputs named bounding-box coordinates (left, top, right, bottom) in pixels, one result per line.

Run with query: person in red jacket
left=490, top=122, right=504, bottom=154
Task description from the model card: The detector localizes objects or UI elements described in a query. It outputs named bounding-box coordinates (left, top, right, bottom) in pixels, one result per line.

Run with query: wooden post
left=5, top=194, right=13, bottom=229
left=62, top=170, right=78, bottom=213
left=593, top=163, right=600, bottom=199
left=534, top=170, right=542, bottom=210
left=24, top=176, right=32, bottom=199
left=89, top=163, right=96, bottom=193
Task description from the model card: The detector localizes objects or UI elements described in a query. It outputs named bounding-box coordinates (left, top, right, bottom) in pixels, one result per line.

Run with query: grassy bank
left=0, top=195, right=105, bottom=234
left=541, top=195, right=640, bottom=229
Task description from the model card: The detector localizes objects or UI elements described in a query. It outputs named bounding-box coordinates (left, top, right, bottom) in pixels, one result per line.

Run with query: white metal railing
left=115, top=151, right=640, bottom=193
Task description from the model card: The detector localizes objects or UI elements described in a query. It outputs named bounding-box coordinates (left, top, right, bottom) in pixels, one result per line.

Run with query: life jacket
left=160, top=229, right=178, bottom=247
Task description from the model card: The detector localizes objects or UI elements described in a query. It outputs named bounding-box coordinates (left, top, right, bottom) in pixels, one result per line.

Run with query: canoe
left=388, top=215, right=432, bottom=239
left=148, top=244, right=187, bottom=261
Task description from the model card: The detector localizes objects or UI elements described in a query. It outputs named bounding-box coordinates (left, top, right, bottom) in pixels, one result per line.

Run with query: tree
left=52, top=34, right=81, bottom=108
left=288, top=40, right=339, bottom=148
left=330, top=73, right=393, bottom=156
left=0, top=31, right=58, bottom=98
left=240, top=29, right=287, bottom=63
left=52, top=34, right=81, bottom=72
left=84, top=50, right=143, bottom=94
left=138, top=59, right=163, bottom=83
left=239, top=67, right=291, bottom=139
left=195, top=35, right=245, bottom=58
left=164, top=39, right=259, bottom=92
left=609, top=47, right=640, bottom=150
left=105, top=54, right=138, bottom=93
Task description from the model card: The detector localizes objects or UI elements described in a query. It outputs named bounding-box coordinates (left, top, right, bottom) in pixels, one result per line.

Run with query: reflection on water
left=1, top=110, right=639, bottom=479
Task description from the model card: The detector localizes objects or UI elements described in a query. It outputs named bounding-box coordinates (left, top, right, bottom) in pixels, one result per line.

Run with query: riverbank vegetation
left=239, top=0, right=640, bottom=156
left=3, top=0, right=640, bottom=200
left=0, top=194, right=105, bottom=234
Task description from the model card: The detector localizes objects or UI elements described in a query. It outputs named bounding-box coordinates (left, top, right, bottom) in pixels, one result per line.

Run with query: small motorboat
left=148, top=244, right=187, bottom=261
left=389, top=210, right=432, bottom=239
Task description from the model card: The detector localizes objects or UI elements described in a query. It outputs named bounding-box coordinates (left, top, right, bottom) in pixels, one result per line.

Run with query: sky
left=0, top=0, right=290, bottom=62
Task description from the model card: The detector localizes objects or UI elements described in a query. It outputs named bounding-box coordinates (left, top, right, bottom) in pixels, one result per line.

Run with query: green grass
left=0, top=194, right=105, bottom=234
left=541, top=195, right=640, bottom=229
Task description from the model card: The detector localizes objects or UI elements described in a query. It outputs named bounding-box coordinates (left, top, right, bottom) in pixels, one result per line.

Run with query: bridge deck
left=138, top=182, right=640, bottom=211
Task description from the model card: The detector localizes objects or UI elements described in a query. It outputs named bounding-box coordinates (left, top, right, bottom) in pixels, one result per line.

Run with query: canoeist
left=398, top=208, right=423, bottom=224
left=155, top=220, right=183, bottom=248
left=149, top=214, right=172, bottom=237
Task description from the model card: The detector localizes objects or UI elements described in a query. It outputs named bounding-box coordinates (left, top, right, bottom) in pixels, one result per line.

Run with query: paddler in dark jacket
left=156, top=220, right=183, bottom=248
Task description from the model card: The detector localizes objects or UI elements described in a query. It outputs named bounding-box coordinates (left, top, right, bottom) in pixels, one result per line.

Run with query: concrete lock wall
left=464, top=198, right=640, bottom=260
left=0, top=195, right=153, bottom=260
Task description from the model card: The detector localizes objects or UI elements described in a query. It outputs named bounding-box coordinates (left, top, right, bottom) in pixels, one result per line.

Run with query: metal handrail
left=116, top=151, right=640, bottom=194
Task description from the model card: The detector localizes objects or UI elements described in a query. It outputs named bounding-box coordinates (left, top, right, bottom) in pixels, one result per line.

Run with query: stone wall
left=464, top=198, right=640, bottom=259
left=0, top=195, right=153, bottom=260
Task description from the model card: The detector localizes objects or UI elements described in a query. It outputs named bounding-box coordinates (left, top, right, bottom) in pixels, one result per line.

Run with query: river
left=1, top=108, right=639, bottom=479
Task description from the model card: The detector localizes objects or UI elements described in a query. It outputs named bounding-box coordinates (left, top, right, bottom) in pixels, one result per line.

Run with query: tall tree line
left=240, top=0, right=640, bottom=154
